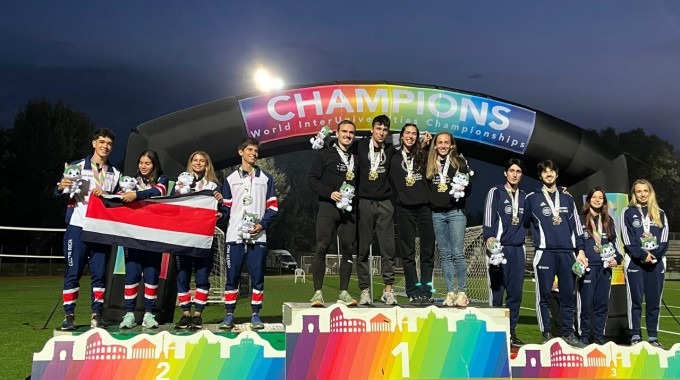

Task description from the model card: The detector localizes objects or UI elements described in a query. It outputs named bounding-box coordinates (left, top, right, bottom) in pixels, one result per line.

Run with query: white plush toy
left=310, top=126, right=332, bottom=150
left=236, top=212, right=260, bottom=244
left=449, top=172, right=470, bottom=201
left=599, top=243, right=617, bottom=269
left=119, top=176, right=138, bottom=193
left=336, top=181, right=355, bottom=212
left=641, top=235, right=659, bottom=263
left=61, top=163, right=83, bottom=198
left=176, top=172, right=194, bottom=194
left=572, top=261, right=590, bottom=277
left=487, top=239, right=507, bottom=266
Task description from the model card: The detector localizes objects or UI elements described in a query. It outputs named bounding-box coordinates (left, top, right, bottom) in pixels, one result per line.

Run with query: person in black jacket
left=308, top=120, right=358, bottom=307
left=355, top=115, right=398, bottom=305
left=390, top=123, right=435, bottom=305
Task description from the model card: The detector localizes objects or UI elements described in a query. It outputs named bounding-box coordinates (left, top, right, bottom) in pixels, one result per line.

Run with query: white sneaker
left=359, top=289, right=372, bottom=305
left=337, top=290, right=357, bottom=306
left=310, top=290, right=324, bottom=307
left=119, top=313, right=136, bottom=329
left=442, top=292, right=456, bottom=307
left=454, top=292, right=469, bottom=307
left=381, top=289, right=398, bottom=305
left=142, top=313, right=159, bottom=328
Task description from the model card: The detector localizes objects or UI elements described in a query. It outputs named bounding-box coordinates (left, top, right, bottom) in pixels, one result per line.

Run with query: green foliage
left=598, top=127, right=680, bottom=228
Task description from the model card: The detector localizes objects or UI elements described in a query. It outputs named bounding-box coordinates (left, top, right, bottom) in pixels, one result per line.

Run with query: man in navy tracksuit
left=483, top=158, right=527, bottom=347
left=56, top=128, right=121, bottom=330
left=524, top=160, right=587, bottom=348
left=620, top=179, right=669, bottom=347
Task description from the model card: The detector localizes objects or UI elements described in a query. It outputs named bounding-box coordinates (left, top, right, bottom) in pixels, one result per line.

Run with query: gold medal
left=552, top=216, right=562, bottom=225
left=405, top=176, right=415, bottom=186
left=368, top=171, right=379, bottom=181
left=346, top=171, right=355, bottom=181
left=437, top=182, right=448, bottom=192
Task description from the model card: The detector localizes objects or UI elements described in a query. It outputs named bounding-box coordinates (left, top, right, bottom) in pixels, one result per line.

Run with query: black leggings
left=312, top=202, right=356, bottom=291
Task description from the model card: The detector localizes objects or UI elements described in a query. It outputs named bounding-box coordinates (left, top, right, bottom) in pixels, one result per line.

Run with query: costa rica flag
left=82, top=190, right=218, bottom=257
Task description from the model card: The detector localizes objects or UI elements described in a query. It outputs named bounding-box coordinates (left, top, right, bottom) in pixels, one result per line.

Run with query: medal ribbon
left=241, top=168, right=254, bottom=208
left=437, top=156, right=450, bottom=184
left=91, top=161, right=107, bottom=190
left=336, top=146, right=354, bottom=177
left=590, top=215, right=602, bottom=250
left=369, top=138, right=384, bottom=175
left=136, top=176, right=151, bottom=191
left=402, top=150, right=414, bottom=180
left=541, top=185, right=560, bottom=220
left=636, top=206, right=651, bottom=235
left=504, top=183, right=519, bottom=221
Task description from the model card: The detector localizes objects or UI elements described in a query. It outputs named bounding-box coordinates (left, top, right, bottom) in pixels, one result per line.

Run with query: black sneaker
left=61, top=315, right=76, bottom=331
left=409, top=296, right=422, bottom=306
left=176, top=315, right=192, bottom=329
left=630, top=337, right=642, bottom=346
left=563, top=334, right=586, bottom=348
left=542, top=332, right=552, bottom=343
left=191, top=316, right=203, bottom=329
left=90, top=313, right=104, bottom=329
left=510, top=334, right=525, bottom=347
left=648, top=340, right=663, bottom=348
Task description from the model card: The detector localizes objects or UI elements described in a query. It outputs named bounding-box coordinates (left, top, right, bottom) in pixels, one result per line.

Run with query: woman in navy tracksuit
left=621, top=179, right=669, bottom=347
left=577, top=187, right=622, bottom=345
left=119, top=150, right=169, bottom=329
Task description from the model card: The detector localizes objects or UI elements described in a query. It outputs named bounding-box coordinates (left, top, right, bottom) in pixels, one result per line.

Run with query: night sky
left=2, top=0, right=679, bottom=168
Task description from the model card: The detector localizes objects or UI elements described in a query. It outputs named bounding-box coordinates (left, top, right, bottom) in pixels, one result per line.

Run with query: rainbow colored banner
left=238, top=84, right=536, bottom=153
left=511, top=340, right=680, bottom=378
left=31, top=330, right=285, bottom=380
left=284, top=304, right=510, bottom=379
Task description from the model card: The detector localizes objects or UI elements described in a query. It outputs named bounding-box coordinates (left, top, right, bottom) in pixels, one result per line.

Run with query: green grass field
left=2, top=276, right=679, bottom=379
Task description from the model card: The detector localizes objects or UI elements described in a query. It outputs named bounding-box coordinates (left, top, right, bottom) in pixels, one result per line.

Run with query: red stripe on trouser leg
left=93, top=288, right=105, bottom=303
left=124, top=284, right=139, bottom=300
left=63, top=288, right=80, bottom=305
left=224, top=290, right=238, bottom=305
left=252, top=289, right=263, bottom=305
left=178, top=292, right=191, bottom=306
left=194, top=288, right=209, bottom=305
left=144, top=283, right=158, bottom=300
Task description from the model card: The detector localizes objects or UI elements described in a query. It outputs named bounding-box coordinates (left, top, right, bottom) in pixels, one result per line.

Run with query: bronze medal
left=368, top=171, right=378, bottom=181
left=511, top=216, right=520, bottom=225
left=552, top=215, right=562, bottom=225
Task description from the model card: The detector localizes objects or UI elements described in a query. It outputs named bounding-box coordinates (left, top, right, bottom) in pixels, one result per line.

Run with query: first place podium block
left=283, top=303, right=511, bottom=379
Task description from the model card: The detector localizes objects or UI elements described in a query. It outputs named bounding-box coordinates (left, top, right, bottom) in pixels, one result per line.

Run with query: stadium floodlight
left=253, top=68, right=284, bottom=92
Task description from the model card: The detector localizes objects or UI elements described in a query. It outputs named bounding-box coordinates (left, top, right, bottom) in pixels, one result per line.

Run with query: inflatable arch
left=125, top=81, right=628, bottom=196
left=122, top=81, right=630, bottom=341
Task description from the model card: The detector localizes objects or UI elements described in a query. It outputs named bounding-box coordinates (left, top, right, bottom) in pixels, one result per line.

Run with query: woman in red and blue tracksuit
left=620, top=179, right=669, bottom=347
left=577, top=187, right=622, bottom=345
left=118, top=150, right=169, bottom=329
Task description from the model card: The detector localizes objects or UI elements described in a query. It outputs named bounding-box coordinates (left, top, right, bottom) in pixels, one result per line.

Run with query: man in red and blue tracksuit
left=483, top=158, right=527, bottom=347
left=56, top=128, right=121, bottom=330
left=524, top=159, right=586, bottom=348
left=219, top=137, right=278, bottom=330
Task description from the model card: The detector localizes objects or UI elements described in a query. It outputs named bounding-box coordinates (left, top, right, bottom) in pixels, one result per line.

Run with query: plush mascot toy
left=336, top=181, right=355, bottom=212
left=176, top=172, right=194, bottom=194
left=572, top=261, right=590, bottom=277
left=599, top=243, right=617, bottom=268
left=449, top=172, right=470, bottom=201
left=310, top=126, right=332, bottom=150
left=61, top=163, right=83, bottom=198
left=236, top=212, right=260, bottom=244
left=119, top=176, right=138, bottom=193
left=640, top=235, right=659, bottom=263
left=487, top=239, right=507, bottom=266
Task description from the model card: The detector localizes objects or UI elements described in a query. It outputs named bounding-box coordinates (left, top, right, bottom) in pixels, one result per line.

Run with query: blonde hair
left=628, top=179, right=663, bottom=227
left=186, top=151, right=219, bottom=184
left=425, top=132, right=468, bottom=180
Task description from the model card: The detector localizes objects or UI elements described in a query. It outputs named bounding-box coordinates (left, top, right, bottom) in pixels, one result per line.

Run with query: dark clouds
left=1, top=1, right=679, bottom=165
